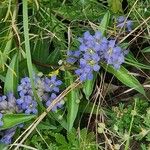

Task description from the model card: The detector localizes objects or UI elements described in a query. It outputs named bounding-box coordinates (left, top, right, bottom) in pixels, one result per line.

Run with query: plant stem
left=125, top=98, right=137, bottom=150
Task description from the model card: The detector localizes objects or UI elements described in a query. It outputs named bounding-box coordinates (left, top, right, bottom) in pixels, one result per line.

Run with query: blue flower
left=80, top=54, right=100, bottom=71
left=24, top=100, right=38, bottom=114
left=46, top=93, right=57, bottom=107
left=0, top=93, right=18, bottom=113
left=34, top=76, right=45, bottom=98
left=7, top=93, right=18, bottom=112
left=67, top=50, right=81, bottom=64
left=17, top=75, right=63, bottom=112
left=0, top=113, right=3, bottom=127
left=117, top=16, right=133, bottom=32
left=0, top=74, right=64, bottom=144
left=0, top=96, right=6, bottom=102
left=73, top=31, right=103, bottom=81
left=44, top=76, right=62, bottom=93
left=0, top=96, right=7, bottom=110
left=104, top=40, right=126, bottom=69
left=75, top=66, right=93, bottom=81
left=46, top=93, right=64, bottom=111
left=0, top=127, right=16, bottom=144
left=78, top=31, right=95, bottom=46
left=16, top=95, right=38, bottom=114
left=66, top=30, right=128, bottom=81
left=17, top=77, right=32, bottom=97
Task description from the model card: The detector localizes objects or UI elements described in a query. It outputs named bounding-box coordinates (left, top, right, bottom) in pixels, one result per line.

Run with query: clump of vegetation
left=0, top=0, right=150, bottom=149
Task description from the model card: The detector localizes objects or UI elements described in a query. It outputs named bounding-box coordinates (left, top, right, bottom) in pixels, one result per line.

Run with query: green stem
left=22, top=0, right=34, bottom=91
left=125, top=98, right=137, bottom=150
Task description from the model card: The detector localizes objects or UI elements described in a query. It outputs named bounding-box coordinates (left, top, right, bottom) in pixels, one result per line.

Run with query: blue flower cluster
left=0, top=127, right=16, bottom=144
left=0, top=75, right=63, bottom=144
left=17, top=77, right=38, bottom=114
left=67, top=31, right=128, bottom=81
left=16, top=75, right=63, bottom=114
left=0, top=93, right=18, bottom=114
left=0, top=93, right=19, bottom=144
left=117, top=16, right=133, bottom=32
left=0, top=93, right=19, bottom=130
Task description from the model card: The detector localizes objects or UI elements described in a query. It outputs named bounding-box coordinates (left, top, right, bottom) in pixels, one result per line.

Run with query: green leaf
left=0, top=31, right=12, bottom=71
left=0, top=143, right=8, bottom=150
left=83, top=74, right=96, bottom=100
left=125, top=58, right=150, bottom=70
left=141, top=46, right=150, bottom=53
left=46, top=49, right=61, bottom=65
left=4, top=54, right=18, bottom=94
left=55, top=133, right=68, bottom=145
left=50, top=111, right=68, bottom=130
left=3, top=31, right=12, bottom=53
left=0, top=74, right=5, bottom=82
left=67, top=128, right=76, bottom=144
left=37, top=122, right=57, bottom=130
left=140, top=144, right=147, bottom=150
left=0, top=114, right=36, bottom=130
left=23, top=0, right=34, bottom=81
left=101, top=64, right=146, bottom=96
left=65, top=71, right=80, bottom=131
left=98, top=11, right=110, bottom=36
left=32, top=39, right=50, bottom=64
left=79, top=100, right=98, bottom=114
left=107, top=0, right=123, bottom=13
left=125, top=52, right=150, bottom=70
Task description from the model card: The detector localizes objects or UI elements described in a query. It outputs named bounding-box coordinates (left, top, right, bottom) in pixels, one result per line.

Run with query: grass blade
left=23, top=0, right=44, bottom=110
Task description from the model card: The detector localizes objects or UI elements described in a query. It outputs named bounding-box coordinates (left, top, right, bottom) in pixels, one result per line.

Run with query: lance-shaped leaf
left=0, top=114, right=36, bottom=131
left=83, top=74, right=96, bottom=100
left=98, top=11, right=110, bottom=36
left=65, top=71, right=80, bottom=131
left=101, top=64, right=146, bottom=96
left=4, top=54, right=18, bottom=94
left=49, top=111, right=68, bottom=130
